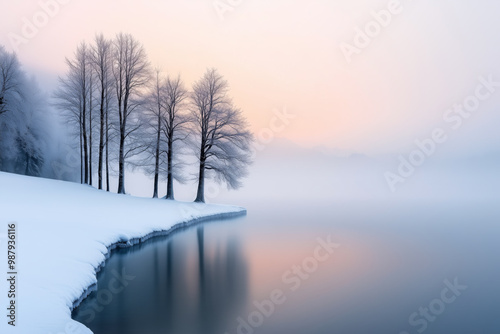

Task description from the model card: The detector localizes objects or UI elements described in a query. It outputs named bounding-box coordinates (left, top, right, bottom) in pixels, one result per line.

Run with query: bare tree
left=162, top=75, right=189, bottom=199
left=146, top=69, right=164, bottom=198
left=0, top=46, right=23, bottom=117
left=53, top=59, right=82, bottom=182
left=190, top=69, right=253, bottom=202
left=105, top=79, right=113, bottom=191
left=53, top=42, right=92, bottom=184
left=112, top=33, right=150, bottom=194
left=80, top=43, right=91, bottom=185
left=136, top=71, right=188, bottom=199
left=91, top=34, right=113, bottom=190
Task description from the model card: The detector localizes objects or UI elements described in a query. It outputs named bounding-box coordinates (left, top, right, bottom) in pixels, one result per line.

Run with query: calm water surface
left=72, top=200, right=500, bottom=334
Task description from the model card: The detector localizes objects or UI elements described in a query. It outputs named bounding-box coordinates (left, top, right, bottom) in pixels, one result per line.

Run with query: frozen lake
left=72, top=199, right=500, bottom=334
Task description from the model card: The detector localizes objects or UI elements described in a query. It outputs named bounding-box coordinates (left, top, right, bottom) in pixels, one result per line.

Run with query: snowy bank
left=0, top=172, right=246, bottom=334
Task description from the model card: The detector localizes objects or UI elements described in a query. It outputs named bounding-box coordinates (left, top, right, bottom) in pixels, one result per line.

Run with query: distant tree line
left=0, top=45, right=55, bottom=177
left=53, top=33, right=253, bottom=201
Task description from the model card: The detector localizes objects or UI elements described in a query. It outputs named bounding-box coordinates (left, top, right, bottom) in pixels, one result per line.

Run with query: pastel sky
left=1, top=0, right=499, bottom=156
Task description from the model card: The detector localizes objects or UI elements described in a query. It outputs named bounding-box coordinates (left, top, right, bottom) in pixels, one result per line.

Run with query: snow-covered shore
left=0, top=172, right=246, bottom=334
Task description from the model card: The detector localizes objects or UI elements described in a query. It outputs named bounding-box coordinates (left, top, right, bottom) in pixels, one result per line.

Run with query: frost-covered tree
left=90, top=34, right=113, bottom=190
left=190, top=69, right=253, bottom=202
left=161, top=74, right=189, bottom=199
left=14, top=93, right=48, bottom=176
left=0, top=46, right=23, bottom=117
left=142, top=70, right=165, bottom=198
left=55, top=34, right=150, bottom=193
left=0, top=46, right=24, bottom=168
left=53, top=61, right=83, bottom=182
left=135, top=71, right=188, bottom=199
left=53, top=42, right=92, bottom=184
left=0, top=46, right=52, bottom=177
left=112, top=33, right=151, bottom=194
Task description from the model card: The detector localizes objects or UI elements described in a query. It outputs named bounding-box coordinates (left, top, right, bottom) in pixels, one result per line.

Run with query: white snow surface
left=0, top=172, right=246, bottom=334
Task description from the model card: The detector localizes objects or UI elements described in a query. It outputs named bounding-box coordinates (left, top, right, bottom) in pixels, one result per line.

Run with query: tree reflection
left=73, top=222, right=248, bottom=334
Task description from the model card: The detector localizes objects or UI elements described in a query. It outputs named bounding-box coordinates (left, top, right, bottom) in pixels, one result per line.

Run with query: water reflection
left=72, top=223, right=248, bottom=334
left=196, top=226, right=248, bottom=334
left=72, top=201, right=500, bottom=334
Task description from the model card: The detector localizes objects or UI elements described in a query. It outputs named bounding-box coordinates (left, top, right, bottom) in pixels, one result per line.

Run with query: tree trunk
left=79, top=119, right=83, bottom=184
left=105, top=99, right=110, bottom=192
left=152, top=112, right=160, bottom=198
left=98, top=87, right=104, bottom=190
left=89, top=93, right=93, bottom=186
left=82, top=104, right=89, bottom=185
left=117, top=94, right=126, bottom=194
left=152, top=169, right=159, bottom=198
left=117, top=129, right=125, bottom=194
left=195, top=159, right=205, bottom=203
left=166, top=136, right=174, bottom=200
left=117, top=90, right=129, bottom=195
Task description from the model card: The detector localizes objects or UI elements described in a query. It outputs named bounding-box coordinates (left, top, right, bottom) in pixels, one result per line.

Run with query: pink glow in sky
left=1, top=0, right=499, bottom=155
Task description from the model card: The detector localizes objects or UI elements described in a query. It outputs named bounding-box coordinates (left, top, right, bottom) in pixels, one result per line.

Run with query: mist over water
left=122, top=138, right=500, bottom=204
